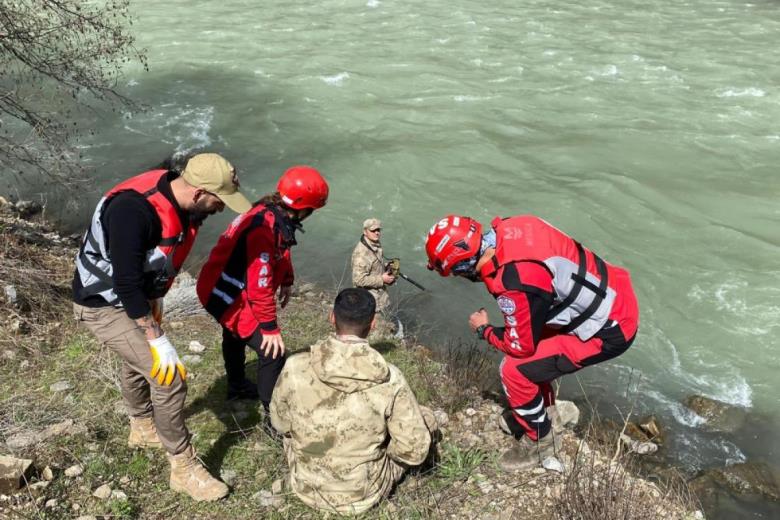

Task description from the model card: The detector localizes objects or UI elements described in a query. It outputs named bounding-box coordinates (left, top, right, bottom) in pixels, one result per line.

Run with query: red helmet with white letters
left=425, top=215, right=482, bottom=276
left=277, top=166, right=329, bottom=210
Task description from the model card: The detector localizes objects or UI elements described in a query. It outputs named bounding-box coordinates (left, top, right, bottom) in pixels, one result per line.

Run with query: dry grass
left=552, top=374, right=700, bottom=520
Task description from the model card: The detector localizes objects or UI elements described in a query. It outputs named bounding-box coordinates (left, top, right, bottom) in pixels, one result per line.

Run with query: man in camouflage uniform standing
left=270, top=288, right=435, bottom=515
left=351, top=218, right=395, bottom=313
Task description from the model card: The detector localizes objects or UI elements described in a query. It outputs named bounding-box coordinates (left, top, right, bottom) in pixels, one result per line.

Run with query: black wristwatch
left=475, top=324, right=489, bottom=340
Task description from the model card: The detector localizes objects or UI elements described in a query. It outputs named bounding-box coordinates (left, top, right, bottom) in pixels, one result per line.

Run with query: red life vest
left=196, top=203, right=295, bottom=334
left=483, top=215, right=620, bottom=340
left=75, top=169, right=197, bottom=304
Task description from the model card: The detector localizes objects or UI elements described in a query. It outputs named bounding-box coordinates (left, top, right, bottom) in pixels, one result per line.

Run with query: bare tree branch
left=0, top=0, right=147, bottom=183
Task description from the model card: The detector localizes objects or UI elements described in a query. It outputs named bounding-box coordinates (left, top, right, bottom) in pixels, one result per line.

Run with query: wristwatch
left=475, top=324, right=489, bottom=340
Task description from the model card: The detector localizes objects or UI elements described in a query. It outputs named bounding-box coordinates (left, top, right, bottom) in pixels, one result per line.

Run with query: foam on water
left=716, top=87, right=766, bottom=98
left=320, top=72, right=350, bottom=86
left=644, top=388, right=706, bottom=427
left=651, top=323, right=753, bottom=408
left=689, top=279, right=780, bottom=337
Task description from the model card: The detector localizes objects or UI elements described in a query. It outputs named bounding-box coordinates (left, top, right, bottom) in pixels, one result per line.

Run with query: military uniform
left=270, top=335, right=432, bottom=515
left=351, top=237, right=390, bottom=312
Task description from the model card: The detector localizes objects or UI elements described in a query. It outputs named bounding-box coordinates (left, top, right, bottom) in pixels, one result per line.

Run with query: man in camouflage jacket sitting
left=270, top=288, right=435, bottom=514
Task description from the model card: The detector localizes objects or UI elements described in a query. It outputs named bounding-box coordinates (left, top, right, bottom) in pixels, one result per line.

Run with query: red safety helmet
left=425, top=215, right=482, bottom=276
left=277, top=166, right=329, bottom=210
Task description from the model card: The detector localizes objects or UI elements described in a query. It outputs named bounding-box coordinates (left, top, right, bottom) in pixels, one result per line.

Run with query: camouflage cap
left=362, top=218, right=381, bottom=231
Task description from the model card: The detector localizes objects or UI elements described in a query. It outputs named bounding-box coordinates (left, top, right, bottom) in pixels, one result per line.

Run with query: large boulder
left=0, top=455, right=34, bottom=494
left=683, top=395, right=747, bottom=433
left=163, top=272, right=206, bottom=319
left=690, top=462, right=780, bottom=510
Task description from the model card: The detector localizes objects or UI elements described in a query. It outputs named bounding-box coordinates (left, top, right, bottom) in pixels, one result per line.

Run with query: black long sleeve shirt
left=72, top=173, right=188, bottom=319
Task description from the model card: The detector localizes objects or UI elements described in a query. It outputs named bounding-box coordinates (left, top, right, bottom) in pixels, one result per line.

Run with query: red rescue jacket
left=196, top=203, right=295, bottom=338
left=75, top=169, right=197, bottom=304
left=479, top=215, right=638, bottom=357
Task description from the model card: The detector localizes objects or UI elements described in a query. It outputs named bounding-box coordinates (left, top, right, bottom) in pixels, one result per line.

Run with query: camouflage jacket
left=270, top=335, right=431, bottom=514
left=351, top=237, right=385, bottom=289
left=351, top=238, right=389, bottom=311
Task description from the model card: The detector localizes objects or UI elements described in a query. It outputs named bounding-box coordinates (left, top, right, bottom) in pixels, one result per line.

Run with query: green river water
left=29, top=0, right=780, bottom=516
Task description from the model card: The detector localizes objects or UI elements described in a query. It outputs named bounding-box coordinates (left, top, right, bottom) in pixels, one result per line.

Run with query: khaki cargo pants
left=73, top=303, right=189, bottom=454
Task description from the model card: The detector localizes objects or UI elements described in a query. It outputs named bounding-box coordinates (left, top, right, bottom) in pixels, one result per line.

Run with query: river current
left=31, top=0, right=780, bottom=517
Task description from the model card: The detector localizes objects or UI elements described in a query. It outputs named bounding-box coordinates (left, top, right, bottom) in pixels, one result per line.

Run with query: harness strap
left=546, top=241, right=588, bottom=322
left=558, top=250, right=609, bottom=334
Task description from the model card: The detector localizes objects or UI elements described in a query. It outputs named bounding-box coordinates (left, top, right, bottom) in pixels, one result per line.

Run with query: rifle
left=384, top=257, right=426, bottom=291
left=359, top=236, right=427, bottom=291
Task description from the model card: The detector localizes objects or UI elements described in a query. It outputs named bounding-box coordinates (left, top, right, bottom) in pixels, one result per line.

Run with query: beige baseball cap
left=363, top=218, right=381, bottom=231
left=182, top=153, right=251, bottom=213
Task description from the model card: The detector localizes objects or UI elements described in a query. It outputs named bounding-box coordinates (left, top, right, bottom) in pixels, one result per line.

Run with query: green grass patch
left=436, top=443, right=489, bottom=483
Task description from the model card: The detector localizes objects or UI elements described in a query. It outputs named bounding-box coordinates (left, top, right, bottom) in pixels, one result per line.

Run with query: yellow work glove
left=149, top=298, right=164, bottom=325
left=148, top=334, right=186, bottom=386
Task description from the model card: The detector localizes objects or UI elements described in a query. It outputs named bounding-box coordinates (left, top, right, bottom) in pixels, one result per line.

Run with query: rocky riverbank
left=0, top=200, right=708, bottom=519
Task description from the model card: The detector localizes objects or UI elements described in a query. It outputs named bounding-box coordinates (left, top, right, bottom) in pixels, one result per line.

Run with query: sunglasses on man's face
left=369, top=228, right=381, bottom=233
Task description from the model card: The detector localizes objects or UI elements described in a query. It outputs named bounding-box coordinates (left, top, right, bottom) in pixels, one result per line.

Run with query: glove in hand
left=148, top=334, right=186, bottom=386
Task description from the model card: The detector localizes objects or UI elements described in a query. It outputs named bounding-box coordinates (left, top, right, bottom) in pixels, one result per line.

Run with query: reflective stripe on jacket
left=196, top=203, right=295, bottom=338
left=74, top=169, right=197, bottom=305
left=483, top=215, right=620, bottom=341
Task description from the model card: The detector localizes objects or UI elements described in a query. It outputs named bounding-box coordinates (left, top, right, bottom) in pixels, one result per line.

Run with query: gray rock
left=555, top=400, right=580, bottom=429
left=41, top=466, right=54, bottom=481
left=49, top=381, right=72, bottom=393
left=163, top=272, right=206, bottom=319
left=465, top=407, right=477, bottom=417
left=45, top=498, right=58, bottom=508
left=254, top=489, right=284, bottom=508
left=41, top=420, right=87, bottom=440
left=188, top=340, right=206, bottom=353
left=64, top=464, right=83, bottom=477
left=3, top=285, right=17, bottom=305
left=76, top=516, right=98, bottom=520
left=620, top=434, right=659, bottom=455
left=92, top=484, right=112, bottom=499
left=711, top=462, right=779, bottom=501
left=181, top=354, right=202, bottom=365
left=27, top=481, right=49, bottom=496
left=684, top=395, right=747, bottom=433
left=110, top=490, right=127, bottom=500
left=433, top=409, right=449, bottom=427
left=0, top=455, right=34, bottom=494
left=271, top=478, right=284, bottom=494
left=220, top=469, right=237, bottom=486
left=5, top=431, right=40, bottom=450
left=542, top=456, right=565, bottom=473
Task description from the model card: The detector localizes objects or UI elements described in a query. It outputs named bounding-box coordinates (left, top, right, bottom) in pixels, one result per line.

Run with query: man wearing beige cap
left=351, top=218, right=395, bottom=313
left=72, top=152, right=250, bottom=501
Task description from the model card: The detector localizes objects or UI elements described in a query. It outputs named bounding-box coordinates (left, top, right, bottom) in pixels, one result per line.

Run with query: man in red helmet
left=197, top=166, right=329, bottom=411
left=425, top=215, right=639, bottom=470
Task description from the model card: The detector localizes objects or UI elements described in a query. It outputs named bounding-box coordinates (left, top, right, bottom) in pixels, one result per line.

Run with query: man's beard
left=190, top=200, right=219, bottom=224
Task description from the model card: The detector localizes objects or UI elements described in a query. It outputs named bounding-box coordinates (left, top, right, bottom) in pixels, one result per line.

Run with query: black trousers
left=221, top=326, right=286, bottom=406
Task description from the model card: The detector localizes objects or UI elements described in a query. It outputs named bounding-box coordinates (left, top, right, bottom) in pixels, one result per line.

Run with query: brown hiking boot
left=499, top=432, right=561, bottom=472
left=127, top=417, right=162, bottom=449
left=168, top=445, right=229, bottom=501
